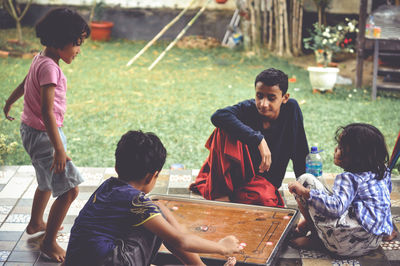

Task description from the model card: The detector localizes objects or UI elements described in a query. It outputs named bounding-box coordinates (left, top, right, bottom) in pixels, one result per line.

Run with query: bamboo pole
left=282, top=0, right=292, bottom=55
left=262, top=0, right=267, bottom=45
left=254, top=0, right=262, bottom=54
left=291, top=0, right=298, bottom=54
left=126, top=0, right=197, bottom=67
left=267, top=0, right=273, bottom=50
left=296, top=0, right=303, bottom=55
left=273, top=0, right=279, bottom=52
left=148, top=0, right=210, bottom=71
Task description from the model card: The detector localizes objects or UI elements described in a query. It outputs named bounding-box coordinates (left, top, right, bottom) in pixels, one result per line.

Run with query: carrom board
left=150, top=195, right=299, bottom=266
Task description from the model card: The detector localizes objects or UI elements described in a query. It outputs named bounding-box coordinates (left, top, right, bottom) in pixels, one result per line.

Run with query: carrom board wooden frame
left=150, top=194, right=299, bottom=266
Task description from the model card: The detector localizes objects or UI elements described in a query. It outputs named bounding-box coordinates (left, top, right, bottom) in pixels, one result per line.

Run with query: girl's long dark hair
left=335, top=123, right=389, bottom=180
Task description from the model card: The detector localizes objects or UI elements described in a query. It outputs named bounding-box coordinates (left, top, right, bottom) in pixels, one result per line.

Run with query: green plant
left=303, top=18, right=358, bottom=66
left=0, top=134, right=18, bottom=165
left=89, top=0, right=106, bottom=22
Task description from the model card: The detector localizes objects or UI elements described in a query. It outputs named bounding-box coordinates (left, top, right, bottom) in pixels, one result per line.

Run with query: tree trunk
left=3, top=0, right=33, bottom=43
left=317, top=6, right=322, bottom=26
left=16, top=20, right=22, bottom=42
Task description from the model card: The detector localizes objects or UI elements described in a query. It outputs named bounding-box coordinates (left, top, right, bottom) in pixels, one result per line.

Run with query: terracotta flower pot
left=90, top=21, right=114, bottom=41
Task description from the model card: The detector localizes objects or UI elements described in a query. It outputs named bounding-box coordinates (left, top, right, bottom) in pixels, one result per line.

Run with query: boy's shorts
left=20, top=122, right=84, bottom=197
left=297, top=174, right=382, bottom=257
left=100, top=225, right=162, bottom=266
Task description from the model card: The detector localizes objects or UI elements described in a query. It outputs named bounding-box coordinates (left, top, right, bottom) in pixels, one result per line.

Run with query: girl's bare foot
left=290, top=219, right=310, bottom=238
left=40, top=240, right=66, bottom=262
left=383, top=230, right=398, bottom=242
left=289, top=235, right=323, bottom=251
left=26, top=222, right=64, bottom=235
left=224, top=257, right=236, bottom=266
left=296, top=219, right=309, bottom=233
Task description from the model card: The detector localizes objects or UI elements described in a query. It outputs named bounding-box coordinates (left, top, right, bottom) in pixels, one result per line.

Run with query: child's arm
left=145, top=202, right=240, bottom=264
left=41, top=84, right=68, bottom=174
left=3, top=76, right=26, bottom=120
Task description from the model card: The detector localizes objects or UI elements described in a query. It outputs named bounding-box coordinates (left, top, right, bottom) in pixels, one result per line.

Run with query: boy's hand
left=3, top=103, right=15, bottom=121
left=218, top=235, right=241, bottom=256
left=51, top=148, right=67, bottom=174
left=288, top=181, right=310, bottom=199
left=258, top=138, right=271, bottom=173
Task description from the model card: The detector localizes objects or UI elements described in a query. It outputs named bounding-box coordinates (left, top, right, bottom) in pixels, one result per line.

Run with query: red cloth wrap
left=190, top=128, right=284, bottom=207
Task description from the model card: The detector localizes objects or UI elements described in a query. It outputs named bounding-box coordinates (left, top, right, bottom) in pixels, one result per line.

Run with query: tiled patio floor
left=0, top=165, right=399, bottom=266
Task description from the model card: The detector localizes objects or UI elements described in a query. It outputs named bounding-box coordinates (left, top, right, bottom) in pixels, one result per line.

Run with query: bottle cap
left=311, top=146, right=318, bottom=153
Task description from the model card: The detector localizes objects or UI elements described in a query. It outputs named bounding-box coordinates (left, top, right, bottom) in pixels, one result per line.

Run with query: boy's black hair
left=254, top=68, right=289, bottom=95
left=335, top=123, right=389, bottom=180
left=35, top=8, right=90, bottom=49
left=115, top=130, right=167, bottom=182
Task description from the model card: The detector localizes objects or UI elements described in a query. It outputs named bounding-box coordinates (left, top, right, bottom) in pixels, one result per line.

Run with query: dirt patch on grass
left=176, top=35, right=220, bottom=49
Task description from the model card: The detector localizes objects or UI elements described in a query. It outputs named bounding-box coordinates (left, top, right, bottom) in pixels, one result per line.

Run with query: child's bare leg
left=290, top=197, right=323, bottom=250
left=41, top=186, right=79, bottom=262
left=27, top=188, right=51, bottom=234
left=164, top=242, right=205, bottom=265
left=294, top=198, right=312, bottom=233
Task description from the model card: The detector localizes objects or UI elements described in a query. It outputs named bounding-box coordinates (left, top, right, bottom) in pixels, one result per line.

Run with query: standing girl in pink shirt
left=3, top=8, right=90, bottom=263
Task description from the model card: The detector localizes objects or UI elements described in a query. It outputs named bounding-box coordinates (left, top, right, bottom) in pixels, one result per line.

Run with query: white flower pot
left=307, top=66, right=339, bottom=92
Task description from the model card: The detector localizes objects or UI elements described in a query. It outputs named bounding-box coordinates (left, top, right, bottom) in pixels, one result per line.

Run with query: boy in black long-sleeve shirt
left=190, top=68, right=309, bottom=206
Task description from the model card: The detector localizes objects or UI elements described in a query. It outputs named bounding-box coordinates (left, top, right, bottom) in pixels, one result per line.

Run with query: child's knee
left=61, top=186, right=79, bottom=201
left=297, top=173, right=316, bottom=186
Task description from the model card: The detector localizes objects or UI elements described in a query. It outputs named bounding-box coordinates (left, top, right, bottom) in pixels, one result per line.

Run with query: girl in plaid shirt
left=288, top=123, right=393, bottom=257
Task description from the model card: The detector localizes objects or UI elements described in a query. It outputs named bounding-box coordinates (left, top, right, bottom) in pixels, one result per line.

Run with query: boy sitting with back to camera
left=64, top=130, right=241, bottom=266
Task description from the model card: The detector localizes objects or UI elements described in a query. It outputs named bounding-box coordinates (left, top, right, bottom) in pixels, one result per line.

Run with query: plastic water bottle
left=365, top=15, right=375, bottom=37
left=306, top=146, right=323, bottom=178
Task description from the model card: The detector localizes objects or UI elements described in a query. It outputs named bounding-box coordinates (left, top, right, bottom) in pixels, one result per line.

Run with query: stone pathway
left=0, top=166, right=399, bottom=266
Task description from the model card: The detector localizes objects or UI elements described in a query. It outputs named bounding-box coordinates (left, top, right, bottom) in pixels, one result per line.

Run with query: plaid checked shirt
left=308, top=169, right=393, bottom=236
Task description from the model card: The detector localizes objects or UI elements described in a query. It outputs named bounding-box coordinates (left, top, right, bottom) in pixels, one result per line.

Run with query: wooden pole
left=148, top=0, right=210, bottom=71
left=356, top=0, right=367, bottom=88
left=126, top=0, right=197, bottom=67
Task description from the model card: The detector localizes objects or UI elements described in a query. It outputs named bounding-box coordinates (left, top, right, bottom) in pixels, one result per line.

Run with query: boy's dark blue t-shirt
left=65, top=177, right=161, bottom=265
left=211, top=98, right=309, bottom=188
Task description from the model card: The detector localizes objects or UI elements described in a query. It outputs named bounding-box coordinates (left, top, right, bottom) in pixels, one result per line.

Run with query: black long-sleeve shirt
left=211, top=98, right=309, bottom=188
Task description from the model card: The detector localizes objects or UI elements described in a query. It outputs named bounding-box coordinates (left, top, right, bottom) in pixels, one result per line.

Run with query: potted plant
left=304, top=19, right=358, bottom=92
left=89, top=0, right=114, bottom=41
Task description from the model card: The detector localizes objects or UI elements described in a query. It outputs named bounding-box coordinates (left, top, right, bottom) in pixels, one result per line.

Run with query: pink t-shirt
left=21, top=54, right=67, bottom=131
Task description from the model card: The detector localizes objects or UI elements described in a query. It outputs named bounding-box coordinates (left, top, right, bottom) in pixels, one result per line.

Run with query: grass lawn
left=1, top=27, right=400, bottom=175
